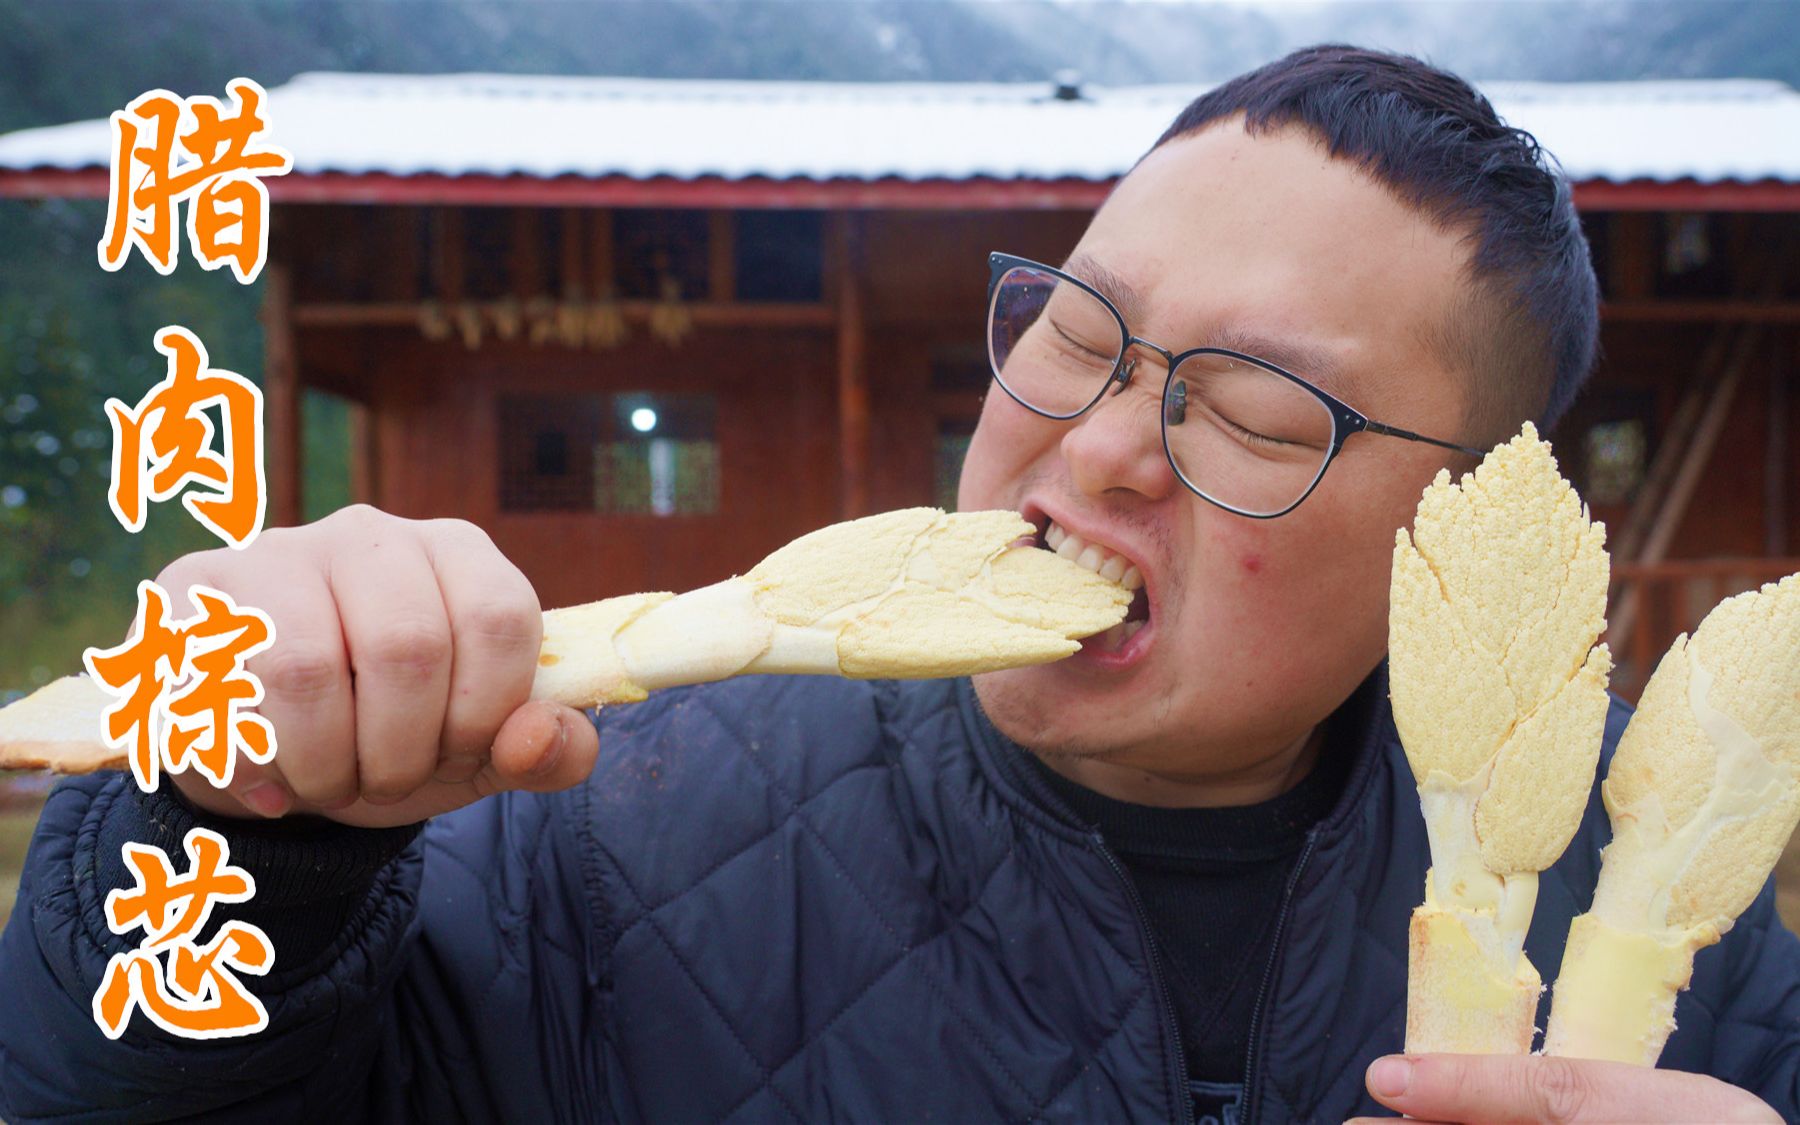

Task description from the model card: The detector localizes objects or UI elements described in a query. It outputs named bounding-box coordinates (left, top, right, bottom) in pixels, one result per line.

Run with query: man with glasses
left=3, top=45, right=1793, bottom=1125
left=959, top=60, right=1792, bottom=1121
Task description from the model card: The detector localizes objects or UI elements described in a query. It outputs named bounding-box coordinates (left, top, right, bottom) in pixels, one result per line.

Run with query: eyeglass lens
left=989, top=263, right=1338, bottom=516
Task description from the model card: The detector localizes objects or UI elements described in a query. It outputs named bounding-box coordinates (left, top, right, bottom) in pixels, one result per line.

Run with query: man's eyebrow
left=1060, top=252, right=1146, bottom=325
left=1202, top=324, right=1362, bottom=404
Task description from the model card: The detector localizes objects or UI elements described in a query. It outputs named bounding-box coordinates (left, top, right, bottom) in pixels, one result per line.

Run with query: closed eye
left=1220, top=414, right=1290, bottom=448
left=1050, top=318, right=1115, bottom=361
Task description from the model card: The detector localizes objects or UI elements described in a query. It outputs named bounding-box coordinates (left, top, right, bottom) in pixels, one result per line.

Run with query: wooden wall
left=298, top=324, right=839, bottom=608
left=279, top=203, right=1798, bottom=608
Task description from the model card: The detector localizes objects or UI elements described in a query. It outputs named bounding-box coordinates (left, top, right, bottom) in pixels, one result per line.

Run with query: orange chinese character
left=99, top=77, right=291, bottom=284
left=92, top=827, right=272, bottom=1040
left=164, top=588, right=277, bottom=787
left=84, top=579, right=277, bottom=793
left=105, top=829, right=254, bottom=946
left=107, top=325, right=266, bottom=548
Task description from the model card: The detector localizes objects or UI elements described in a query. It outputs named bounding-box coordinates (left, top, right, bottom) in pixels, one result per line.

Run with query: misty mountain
left=1, top=0, right=1796, bottom=135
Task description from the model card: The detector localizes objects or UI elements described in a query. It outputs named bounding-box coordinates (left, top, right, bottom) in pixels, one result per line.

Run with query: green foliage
left=0, top=297, right=112, bottom=603
left=0, top=199, right=258, bottom=699
left=302, top=389, right=352, bottom=524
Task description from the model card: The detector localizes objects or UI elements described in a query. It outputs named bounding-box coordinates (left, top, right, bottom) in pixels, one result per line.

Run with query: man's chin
left=970, top=665, right=1129, bottom=759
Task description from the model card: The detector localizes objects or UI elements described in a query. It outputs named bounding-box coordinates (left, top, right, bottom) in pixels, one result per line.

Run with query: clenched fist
left=159, top=504, right=600, bottom=828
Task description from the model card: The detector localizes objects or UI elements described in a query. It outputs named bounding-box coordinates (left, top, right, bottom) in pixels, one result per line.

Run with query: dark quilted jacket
left=4, top=669, right=1800, bottom=1123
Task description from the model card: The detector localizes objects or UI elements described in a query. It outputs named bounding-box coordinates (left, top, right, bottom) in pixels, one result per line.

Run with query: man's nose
left=1060, top=359, right=1179, bottom=501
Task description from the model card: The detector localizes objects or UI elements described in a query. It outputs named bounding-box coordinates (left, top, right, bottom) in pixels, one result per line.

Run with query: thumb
left=482, top=699, right=601, bottom=796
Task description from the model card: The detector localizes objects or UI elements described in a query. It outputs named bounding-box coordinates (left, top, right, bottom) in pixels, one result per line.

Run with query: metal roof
left=1, top=72, right=1797, bottom=204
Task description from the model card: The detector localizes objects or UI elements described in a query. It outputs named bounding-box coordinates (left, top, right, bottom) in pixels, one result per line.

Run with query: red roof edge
left=1573, top=178, right=1800, bottom=211
left=0, top=168, right=1115, bottom=210
left=1, top=167, right=1797, bottom=211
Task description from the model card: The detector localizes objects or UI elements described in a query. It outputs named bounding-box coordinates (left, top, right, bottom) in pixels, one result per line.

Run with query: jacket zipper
left=1091, top=831, right=1195, bottom=1125
left=1241, top=829, right=1320, bottom=1124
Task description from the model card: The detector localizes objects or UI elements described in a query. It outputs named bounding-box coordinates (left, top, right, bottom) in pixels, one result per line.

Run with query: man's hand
left=1347, top=1053, right=1781, bottom=1124
left=159, top=504, right=600, bottom=829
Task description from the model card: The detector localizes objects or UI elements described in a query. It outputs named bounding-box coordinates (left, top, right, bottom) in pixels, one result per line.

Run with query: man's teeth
left=1094, top=618, right=1148, bottom=651
left=1044, top=520, right=1144, bottom=590
left=1041, top=519, right=1149, bottom=653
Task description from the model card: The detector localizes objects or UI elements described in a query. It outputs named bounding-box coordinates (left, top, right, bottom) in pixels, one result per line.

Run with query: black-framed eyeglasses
left=985, top=252, right=1486, bottom=518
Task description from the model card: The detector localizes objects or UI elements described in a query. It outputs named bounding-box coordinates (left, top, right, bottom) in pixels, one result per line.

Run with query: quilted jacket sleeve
left=1692, top=877, right=1800, bottom=1118
left=0, top=763, right=603, bottom=1123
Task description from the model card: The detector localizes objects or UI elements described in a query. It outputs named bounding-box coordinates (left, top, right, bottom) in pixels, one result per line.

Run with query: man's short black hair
left=1149, top=44, right=1599, bottom=440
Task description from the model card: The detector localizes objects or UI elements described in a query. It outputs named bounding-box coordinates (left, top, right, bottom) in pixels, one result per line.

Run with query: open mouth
left=1028, top=514, right=1152, bottom=655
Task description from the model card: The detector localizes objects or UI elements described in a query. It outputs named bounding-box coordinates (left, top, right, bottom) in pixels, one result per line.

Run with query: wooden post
left=589, top=208, right=613, bottom=298
left=261, top=263, right=302, bottom=527
left=560, top=207, right=586, bottom=298
left=832, top=211, right=870, bottom=519
left=708, top=210, right=735, bottom=302
left=510, top=207, right=541, bottom=300
left=374, top=205, right=419, bottom=302
left=1769, top=331, right=1790, bottom=557
left=433, top=207, right=465, bottom=302
left=1609, top=213, right=1656, bottom=300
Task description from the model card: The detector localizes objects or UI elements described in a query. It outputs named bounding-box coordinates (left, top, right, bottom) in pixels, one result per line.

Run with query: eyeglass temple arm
left=1363, top=420, right=1487, bottom=458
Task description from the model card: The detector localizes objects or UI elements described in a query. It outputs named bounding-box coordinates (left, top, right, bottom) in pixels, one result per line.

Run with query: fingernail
left=530, top=712, right=568, bottom=775
left=241, top=781, right=291, bottom=818
left=1369, top=1056, right=1411, bottom=1098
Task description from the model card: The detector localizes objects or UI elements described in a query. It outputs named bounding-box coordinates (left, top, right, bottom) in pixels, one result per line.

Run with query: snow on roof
left=1, top=71, right=1796, bottom=186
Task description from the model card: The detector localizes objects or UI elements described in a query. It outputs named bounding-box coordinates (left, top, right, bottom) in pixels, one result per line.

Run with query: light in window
left=498, top=392, right=718, bottom=515
left=597, top=393, right=719, bottom=515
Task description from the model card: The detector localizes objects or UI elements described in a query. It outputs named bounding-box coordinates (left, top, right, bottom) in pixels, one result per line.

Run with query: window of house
left=462, top=207, right=514, bottom=299
left=935, top=419, right=977, bottom=512
left=598, top=393, right=720, bottom=515
left=1582, top=419, right=1648, bottom=506
left=613, top=210, right=711, bottom=300
left=734, top=210, right=824, bottom=302
left=1655, top=212, right=1734, bottom=299
left=500, top=392, right=719, bottom=514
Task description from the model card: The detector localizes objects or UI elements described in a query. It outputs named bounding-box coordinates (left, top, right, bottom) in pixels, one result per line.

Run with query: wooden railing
left=1606, top=558, right=1800, bottom=701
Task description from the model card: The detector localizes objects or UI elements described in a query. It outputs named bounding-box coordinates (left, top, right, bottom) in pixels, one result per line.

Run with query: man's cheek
left=956, top=445, right=1007, bottom=510
left=1187, top=541, right=1304, bottom=646
left=959, top=410, right=1038, bottom=508
left=1214, top=523, right=1362, bottom=638
left=1198, top=515, right=1286, bottom=591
